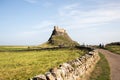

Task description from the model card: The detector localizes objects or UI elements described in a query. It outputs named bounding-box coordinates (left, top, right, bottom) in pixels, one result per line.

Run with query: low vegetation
left=106, top=45, right=120, bottom=54
left=0, top=47, right=85, bottom=80
left=0, top=46, right=27, bottom=51
left=89, top=53, right=110, bottom=80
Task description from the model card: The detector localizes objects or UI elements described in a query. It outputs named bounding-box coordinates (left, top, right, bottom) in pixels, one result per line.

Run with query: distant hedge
left=106, top=42, right=120, bottom=46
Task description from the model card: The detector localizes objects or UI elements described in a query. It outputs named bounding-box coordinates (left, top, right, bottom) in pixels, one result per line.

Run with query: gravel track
left=97, top=49, right=120, bottom=80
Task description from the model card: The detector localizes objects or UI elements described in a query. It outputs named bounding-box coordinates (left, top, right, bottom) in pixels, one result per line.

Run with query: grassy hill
left=41, top=26, right=79, bottom=48
left=48, top=33, right=79, bottom=46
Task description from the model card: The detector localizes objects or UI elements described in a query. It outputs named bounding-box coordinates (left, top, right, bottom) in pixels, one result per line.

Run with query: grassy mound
left=41, top=26, right=80, bottom=47
left=48, top=34, right=79, bottom=47
left=105, top=42, right=120, bottom=54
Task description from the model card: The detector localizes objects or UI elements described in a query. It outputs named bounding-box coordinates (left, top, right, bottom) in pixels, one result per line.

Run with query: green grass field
left=0, top=46, right=28, bottom=51
left=106, top=45, right=120, bottom=54
left=0, top=47, right=85, bottom=80
left=89, top=53, right=110, bottom=80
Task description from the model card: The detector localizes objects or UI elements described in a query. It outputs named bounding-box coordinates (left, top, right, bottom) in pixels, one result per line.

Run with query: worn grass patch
left=106, top=45, right=120, bottom=55
left=0, top=48, right=85, bottom=80
left=89, top=53, right=110, bottom=80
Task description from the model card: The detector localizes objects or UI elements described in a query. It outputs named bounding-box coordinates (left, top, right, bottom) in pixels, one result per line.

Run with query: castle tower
left=54, top=26, right=66, bottom=33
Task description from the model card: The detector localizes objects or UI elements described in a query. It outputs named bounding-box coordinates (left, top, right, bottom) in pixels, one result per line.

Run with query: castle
left=48, top=26, right=79, bottom=46
left=54, top=26, right=66, bottom=33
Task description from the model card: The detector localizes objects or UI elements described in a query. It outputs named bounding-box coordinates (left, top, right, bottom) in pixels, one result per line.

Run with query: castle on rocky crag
left=54, top=26, right=66, bottom=33
left=48, top=26, right=79, bottom=47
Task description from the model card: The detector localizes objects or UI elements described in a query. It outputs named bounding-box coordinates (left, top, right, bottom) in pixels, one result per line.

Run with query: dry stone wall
left=31, top=50, right=100, bottom=80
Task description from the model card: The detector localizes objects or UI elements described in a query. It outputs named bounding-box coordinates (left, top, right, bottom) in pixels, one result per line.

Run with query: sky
left=0, top=0, right=120, bottom=45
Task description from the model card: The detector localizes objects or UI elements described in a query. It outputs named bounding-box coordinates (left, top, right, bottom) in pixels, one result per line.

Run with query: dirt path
left=97, top=49, right=120, bottom=80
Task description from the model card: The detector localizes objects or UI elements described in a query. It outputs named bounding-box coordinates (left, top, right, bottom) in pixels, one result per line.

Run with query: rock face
left=48, top=26, right=79, bottom=47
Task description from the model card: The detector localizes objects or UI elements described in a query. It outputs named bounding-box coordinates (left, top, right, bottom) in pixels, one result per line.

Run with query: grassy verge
left=89, top=53, right=110, bottom=80
left=105, top=45, right=120, bottom=55
left=0, top=48, right=85, bottom=80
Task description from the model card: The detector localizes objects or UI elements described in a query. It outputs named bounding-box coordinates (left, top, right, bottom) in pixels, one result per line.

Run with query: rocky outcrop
left=31, top=50, right=100, bottom=80
left=48, top=26, right=79, bottom=47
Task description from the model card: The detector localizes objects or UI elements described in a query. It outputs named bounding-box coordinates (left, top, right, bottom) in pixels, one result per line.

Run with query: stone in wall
left=32, top=74, right=47, bottom=80
left=46, top=72, right=56, bottom=80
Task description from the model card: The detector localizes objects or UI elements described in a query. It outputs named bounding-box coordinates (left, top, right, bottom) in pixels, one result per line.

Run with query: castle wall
left=54, top=26, right=66, bottom=33
left=31, top=50, right=100, bottom=80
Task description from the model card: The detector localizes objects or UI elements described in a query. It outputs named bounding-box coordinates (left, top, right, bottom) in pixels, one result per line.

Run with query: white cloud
left=59, top=3, right=80, bottom=17
left=57, top=3, right=120, bottom=29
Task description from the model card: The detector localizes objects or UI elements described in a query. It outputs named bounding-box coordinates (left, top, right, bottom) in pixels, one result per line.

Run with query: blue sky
left=0, top=0, right=120, bottom=45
